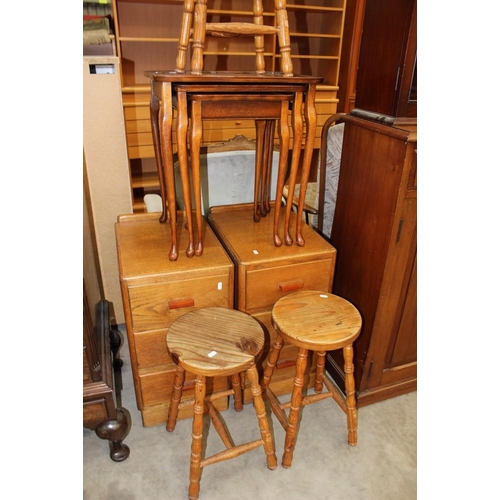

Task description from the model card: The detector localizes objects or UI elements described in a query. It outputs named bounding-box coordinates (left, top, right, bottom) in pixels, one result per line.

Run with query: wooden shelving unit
left=111, top=0, right=347, bottom=212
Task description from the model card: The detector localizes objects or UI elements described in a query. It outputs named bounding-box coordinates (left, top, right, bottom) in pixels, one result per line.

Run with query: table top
left=144, top=70, right=323, bottom=85
left=115, top=213, right=234, bottom=282
left=207, top=203, right=336, bottom=266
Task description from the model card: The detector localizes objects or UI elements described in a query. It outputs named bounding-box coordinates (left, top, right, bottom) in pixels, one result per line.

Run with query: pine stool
left=166, top=307, right=277, bottom=500
left=261, top=290, right=362, bottom=468
left=175, top=0, right=293, bottom=76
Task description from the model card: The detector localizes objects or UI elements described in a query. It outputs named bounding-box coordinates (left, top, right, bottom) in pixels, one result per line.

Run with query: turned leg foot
left=95, top=408, right=131, bottom=462
left=110, top=327, right=123, bottom=370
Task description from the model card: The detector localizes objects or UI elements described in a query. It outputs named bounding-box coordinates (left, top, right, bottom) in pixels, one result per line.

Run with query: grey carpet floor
left=83, top=326, right=417, bottom=500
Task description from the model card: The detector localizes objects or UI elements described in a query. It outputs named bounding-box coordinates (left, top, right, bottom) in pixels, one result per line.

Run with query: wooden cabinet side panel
left=330, top=120, right=407, bottom=383
left=354, top=0, right=415, bottom=116
left=390, top=254, right=417, bottom=366
left=362, top=134, right=416, bottom=389
left=366, top=192, right=417, bottom=389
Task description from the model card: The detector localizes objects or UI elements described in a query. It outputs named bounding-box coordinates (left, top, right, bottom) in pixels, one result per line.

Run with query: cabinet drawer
left=245, top=259, right=333, bottom=312
left=138, top=365, right=229, bottom=408
left=253, top=311, right=304, bottom=371
left=134, top=328, right=170, bottom=369
left=83, top=400, right=108, bottom=428
left=245, top=311, right=317, bottom=402
left=128, top=274, right=231, bottom=332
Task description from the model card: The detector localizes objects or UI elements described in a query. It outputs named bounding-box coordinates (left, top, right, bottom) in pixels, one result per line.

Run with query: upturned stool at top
left=261, top=290, right=362, bottom=468
left=165, top=307, right=277, bottom=500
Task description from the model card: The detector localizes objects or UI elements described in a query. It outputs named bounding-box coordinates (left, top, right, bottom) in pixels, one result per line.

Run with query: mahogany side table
left=145, top=71, right=322, bottom=261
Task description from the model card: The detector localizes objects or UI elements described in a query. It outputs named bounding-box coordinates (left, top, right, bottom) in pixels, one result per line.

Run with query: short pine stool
left=261, top=290, right=362, bottom=468
left=166, top=307, right=277, bottom=500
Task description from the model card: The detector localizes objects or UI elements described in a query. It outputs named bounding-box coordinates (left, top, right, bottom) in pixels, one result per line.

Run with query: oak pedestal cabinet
left=208, top=203, right=337, bottom=401
left=115, top=212, right=234, bottom=426
left=325, top=114, right=417, bottom=406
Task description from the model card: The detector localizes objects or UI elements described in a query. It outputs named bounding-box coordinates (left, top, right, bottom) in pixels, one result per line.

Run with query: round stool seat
left=167, top=307, right=265, bottom=377
left=271, top=290, right=362, bottom=352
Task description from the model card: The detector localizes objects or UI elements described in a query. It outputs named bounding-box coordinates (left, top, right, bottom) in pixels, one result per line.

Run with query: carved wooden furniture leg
left=95, top=408, right=131, bottom=462
left=283, top=89, right=304, bottom=245
left=253, top=120, right=266, bottom=222
left=190, top=99, right=204, bottom=256
left=156, top=81, right=178, bottom=260
left=84, top=298, right=131, bottom=463
left=295, top=83, right=317, bottom=246
left=149, top=88, right=168, bottom=223
left=176, top=89, right=195, bottom=257
left=261, top=120, right=276, bottom=217
left=175, top=0, right=195, bottom=73
left=272, top=100, right=291, bottom=247
left=110, top=326, right=123, bottom=370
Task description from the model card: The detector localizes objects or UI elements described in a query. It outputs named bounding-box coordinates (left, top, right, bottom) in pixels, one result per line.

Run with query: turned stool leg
left=175, top=0, right=195, bottom=73
left=246, top=365, right=278, bottom=470
left=274, top=0, right=293, bottom=76
left=282, top=347, right=308, bottom=468
left=261, top=334, right=285, bottom=392
left=190, top=0, right=208, bottom=75
left=343, top=344, right=358, bottom=446
left=253, top=0, right=266, bottom=74
left=315, top=351, right=326, bottom=393
left=189, top=374, right=207, bottom=500
left=231, top=373, right=244, bottom=412
left=167, top=365, right=186, bottom=432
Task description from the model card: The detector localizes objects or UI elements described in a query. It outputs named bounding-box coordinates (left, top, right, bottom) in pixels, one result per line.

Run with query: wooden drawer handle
left=278, top=280, right=304, bottom=293
left=277, top=359, right=296, bottom=370
left=168, top=298, right=195, bottom=310
left=182, top=380, right=195, bottom=390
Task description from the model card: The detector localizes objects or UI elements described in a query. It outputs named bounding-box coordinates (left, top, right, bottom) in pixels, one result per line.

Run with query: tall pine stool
left=166, top=307, right=277, bottom=500
left=175, top=0, right=293, bottom=76
left=261, top=290, right=362, bottom=467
